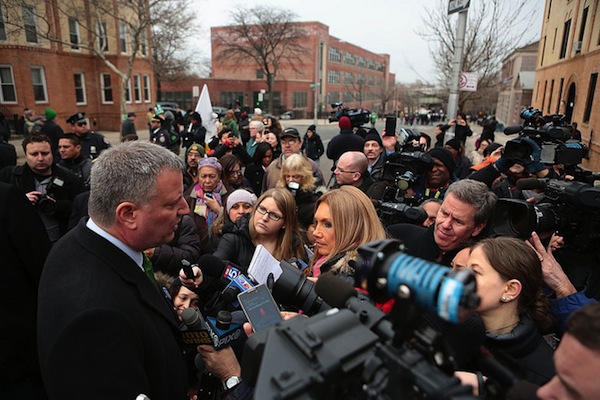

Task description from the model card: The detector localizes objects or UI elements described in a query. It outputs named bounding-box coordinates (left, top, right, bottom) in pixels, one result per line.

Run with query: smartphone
left=238, top=284, right=282, bottom=332
left=384, top=117, right=397, bottom=136
left=205, top=192, right=213, bottom=199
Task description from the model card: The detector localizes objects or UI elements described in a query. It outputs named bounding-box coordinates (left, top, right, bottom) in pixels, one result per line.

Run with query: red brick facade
left=161, top=22, right=395, bottom=118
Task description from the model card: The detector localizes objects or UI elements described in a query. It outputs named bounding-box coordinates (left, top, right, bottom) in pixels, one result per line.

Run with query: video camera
left=241, top=240, right=483, bottom=399
left=503, top=106, right=588, bottom=166
left=328, top=102, right=371, bottom=128
left=492, top=178, right=600, bottom=250
left=376, top=151, right=433, bottom=226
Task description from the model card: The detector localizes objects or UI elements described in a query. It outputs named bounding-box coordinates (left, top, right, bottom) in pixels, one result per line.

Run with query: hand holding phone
left=384, top=117, right=397, bottom=137
left=238, top=284, right=282, bottom=332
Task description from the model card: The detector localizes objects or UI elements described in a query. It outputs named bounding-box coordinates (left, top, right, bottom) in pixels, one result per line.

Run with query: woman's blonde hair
left=277, top=154, right=316, bottom=191
left=249, top=188, right=305, bottom=261
left=312, top=186, right=386, bottom=266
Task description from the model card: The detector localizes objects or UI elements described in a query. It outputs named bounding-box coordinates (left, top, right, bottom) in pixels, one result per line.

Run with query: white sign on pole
left=448, top=0, right=470, bottom=15
left=459, top=72, right=478, bottom=92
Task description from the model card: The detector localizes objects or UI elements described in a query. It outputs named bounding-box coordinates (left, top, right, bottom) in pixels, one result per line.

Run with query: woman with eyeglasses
left=212, top=188, right=306, bottom=268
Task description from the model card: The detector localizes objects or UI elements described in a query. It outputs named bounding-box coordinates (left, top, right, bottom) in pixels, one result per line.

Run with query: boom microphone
left=515, top=177, right=549, bottom=191
left=503, top=125, right=524, bottom=135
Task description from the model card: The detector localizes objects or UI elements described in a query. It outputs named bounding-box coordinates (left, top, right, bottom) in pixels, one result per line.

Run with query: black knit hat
left=427, top=147, right=456, bottom=175
left=364, top=128, right=383, bottom=147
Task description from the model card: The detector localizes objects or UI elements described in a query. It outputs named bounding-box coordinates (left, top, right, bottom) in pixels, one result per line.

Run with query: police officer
left=150, top=113, right=171, bottom=149
left=66, top=112, right=110, bottom=160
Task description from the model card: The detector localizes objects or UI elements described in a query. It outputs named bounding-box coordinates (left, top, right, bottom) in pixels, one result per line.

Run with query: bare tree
left=418, top=0, right=541, bottom=112
left=213, top=6, right=307, bottom=115
left=151, top=0, right=205, bottom=101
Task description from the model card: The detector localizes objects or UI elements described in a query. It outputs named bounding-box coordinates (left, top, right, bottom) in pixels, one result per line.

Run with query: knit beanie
left=364, top=128, right=382, bottom=147
left=45, top=108, right=57, bottom=121
left=226, top=189, right=258, bottom=213
left=445, top=138, right=461, bottom=152
left=338, top=116, right=352, bottom=130
left=427, top=147, right=456, bottom=175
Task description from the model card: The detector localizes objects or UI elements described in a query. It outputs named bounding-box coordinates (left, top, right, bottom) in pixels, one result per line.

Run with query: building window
left=101, top=73, right=113, bottom=103
left=22, top=5, right=38, bottom=43
left=292, top=92, right=307, bottom=108
left=328, top=47, right=341, bottom=62
left=256, top=69, right=264, bottom=79
left=327, top=92, right=339, bottom=104
left=68, top=17, right=80, bottom=50
left=343, top=91, right=353, bottom=102
left=547, top=79, right=554, bottom=113
left=556, top=78, right=564, bottom=114
left=344, top=52, right=355, bottom=65
left=357, top=57, right=366, bottom=68
left=74, top=73, right=86, bottom=104
left=583, top=73, right=597, bottom=123
left=97, top=22, right=108, bottom=51
left=344, top=72, right=353, bottom=84
left=0, top=65, right=17, bottom=103
left=327, top=70, right=340, bottom=84
left=125, top=79, right=132, bottom=103
left=143, top=74, right=151, bottom=103
left=133, top=74, right=141, bottom=103
left=559, top=19, right=571, bottom=59
left=0, top=4, right=7, bottom=41
left=30, top=66, right=47, bottom=103
left=119, top=22, right=128, bottom=53
left=220, top=92, right=244, bottom=108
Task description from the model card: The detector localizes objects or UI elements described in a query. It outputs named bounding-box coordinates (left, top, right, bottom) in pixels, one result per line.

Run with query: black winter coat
left=212, top=214, right=256, bottom=269
left=301, top=133, right=324, bottom=161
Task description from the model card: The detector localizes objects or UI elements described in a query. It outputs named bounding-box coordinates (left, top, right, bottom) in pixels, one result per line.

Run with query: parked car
left=279, top=111, right=295, bottom=120
left=212, top=107, right=227, bottom=119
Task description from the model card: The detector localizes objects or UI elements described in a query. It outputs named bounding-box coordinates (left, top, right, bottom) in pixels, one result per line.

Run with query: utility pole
left=445, top=1, right=469, bottom=143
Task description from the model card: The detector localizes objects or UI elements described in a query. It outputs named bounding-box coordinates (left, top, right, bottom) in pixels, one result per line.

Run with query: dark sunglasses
left=77, top=122, right=87, bottom=127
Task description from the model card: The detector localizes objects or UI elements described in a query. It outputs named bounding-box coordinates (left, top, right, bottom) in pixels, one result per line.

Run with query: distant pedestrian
left=301, top=124, right=324, bottom=166
left=326, top=116, right=365, bottom=163
left=120, top=112, right=138, bottom=142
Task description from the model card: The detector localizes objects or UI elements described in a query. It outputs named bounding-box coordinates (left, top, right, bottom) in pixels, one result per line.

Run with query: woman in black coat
left=243, top=142, right=273, bottom=196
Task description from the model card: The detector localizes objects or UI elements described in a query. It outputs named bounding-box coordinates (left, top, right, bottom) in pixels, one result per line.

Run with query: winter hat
left=338, top=116, right=352, bottom=130
left=186, top=143, right=205, bottom=157
left=427, top=147, right=456, bottom=175
left=198, top=156, right=222, bottom=173
left=445, top=138, right=461, bottom=152
left=226, top=189, right=257, bottom=213
left=483, top=142, right=502, bottom=157
left=45, top=108, right=57, bottom=121
left=307, top=124, right=316, bottom=132
left=364, top=128, right=382, bottom=147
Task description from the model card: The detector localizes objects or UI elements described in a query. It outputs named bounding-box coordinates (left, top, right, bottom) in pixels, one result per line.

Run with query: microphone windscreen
left=314, top=272, right=356, bottom=309
left=515, top=177, right=545, bottom=190
left=198, top=254, right=227, bottom=277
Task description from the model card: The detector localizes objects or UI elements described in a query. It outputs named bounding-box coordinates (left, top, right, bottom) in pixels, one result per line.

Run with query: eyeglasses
left=228, top=170, right=243, bottom=176
left=281, top=139, right=298, bottom=146
left=335, top=167, right=358, bottom=174
left=76, top=122, right=87, bottom=127
left=256, top=205, right=283, bottom=222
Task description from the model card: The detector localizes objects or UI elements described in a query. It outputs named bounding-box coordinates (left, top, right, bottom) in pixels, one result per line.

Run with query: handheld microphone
left=205, top=310, right=244, bottom=349
left=222, top=274, right=255, bottom=306
left=198, top=254, right=246, bottom=284
left=180, top=307, right=213, bottom=346
left=180, top=259, right=195, bottom=280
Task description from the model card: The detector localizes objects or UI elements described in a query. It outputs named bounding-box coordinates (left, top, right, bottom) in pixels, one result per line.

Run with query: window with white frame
left=327, top=70, right=340, bottom=84
left=140, top=29, right=147, bottom=56
left=328, top=47, right=341, bottom=62
left=97, top=21, right=108, bottom=51
left=101, top=73, right=113, bottom=103
left=74, top=73, right=86, bottom=104
left=292, top=92, right=307, bottom=108
left=119, top=22, right=128, bottom=53
left=31, top=66, right=47, bottom=102
left=133, top=74, right=141, bottom=103
left=143, top=74, right=151, bottom=103
left=68, top=17, right=80, bottom=50
left=22, top=5, right=38, bottom=43
left=0, top=65, right=17, bottom=103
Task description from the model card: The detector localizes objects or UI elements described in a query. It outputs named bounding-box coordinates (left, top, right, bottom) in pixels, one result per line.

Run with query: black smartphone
left=238, top=284, right=282, bottom=332
left=205, top=192, right=213, bottom=199
left=384, top=117, right=397, bottom=136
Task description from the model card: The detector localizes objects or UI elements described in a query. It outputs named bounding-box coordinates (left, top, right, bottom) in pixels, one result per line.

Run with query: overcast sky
left=192, top=0, right=545, bottom=83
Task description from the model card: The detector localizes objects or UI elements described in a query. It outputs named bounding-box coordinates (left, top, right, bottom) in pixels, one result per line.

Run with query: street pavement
left=10, top=118, right=510, bottom=185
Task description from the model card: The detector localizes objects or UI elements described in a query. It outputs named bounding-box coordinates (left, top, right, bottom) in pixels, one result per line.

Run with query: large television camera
left=242, top=240, right=486, bottom=399
left=328, top=102, right=371, bottom=127
left=503, top=106, right=588, bottom=167
left=376, top=151, right=433, bottom=226
left=492, top=178, right=600, bottom=251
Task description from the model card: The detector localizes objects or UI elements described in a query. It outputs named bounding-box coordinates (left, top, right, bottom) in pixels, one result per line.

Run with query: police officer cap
left=67, top=112, right=86, bottom=125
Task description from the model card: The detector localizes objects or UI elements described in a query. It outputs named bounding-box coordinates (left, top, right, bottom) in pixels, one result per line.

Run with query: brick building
left=0, top=1, right=154, bottom=133
left=496, top=42, right=539, bottom=127
left=534, top=0, right=600, bottom=170
left=161, top=22, right=395, bottom=118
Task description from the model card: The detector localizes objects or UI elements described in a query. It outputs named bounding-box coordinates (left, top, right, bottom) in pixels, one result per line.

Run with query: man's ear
left=471, top=222, right=486, bottom=238
left=115, top=202, right=139, bottom=229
